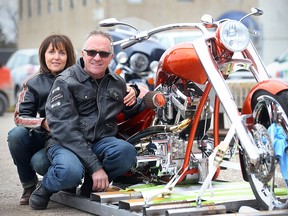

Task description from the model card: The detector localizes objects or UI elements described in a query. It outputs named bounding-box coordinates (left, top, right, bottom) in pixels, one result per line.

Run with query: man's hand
left=124, top=85, right=137, bottom=106
left=91, top=168, right=109, bottom=192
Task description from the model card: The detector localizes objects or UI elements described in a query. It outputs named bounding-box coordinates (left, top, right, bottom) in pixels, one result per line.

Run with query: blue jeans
left=7, top=126, right=50, bottom=188
left=42, top=136, right=137, bottom=193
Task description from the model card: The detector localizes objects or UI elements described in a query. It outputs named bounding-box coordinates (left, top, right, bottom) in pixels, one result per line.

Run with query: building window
left=70, top=0, right=75, bottom=8
left=127, top=0, right=143, bottom=3
left=19, top=0, right=23, bottom=20
left=28, top=0, right=32, bottom=17
left=48, top=0, right=53, bottom=14
left=38, top=0, right=42, bottom=15
left=59, top=0, right=64, bottom=11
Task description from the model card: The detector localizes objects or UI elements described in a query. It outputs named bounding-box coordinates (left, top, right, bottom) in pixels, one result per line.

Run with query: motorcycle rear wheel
left=249, top=90, right=288, bottom=210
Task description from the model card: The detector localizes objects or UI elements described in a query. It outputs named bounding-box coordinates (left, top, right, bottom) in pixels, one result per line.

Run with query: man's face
left=82, top=34, right=114, bottom=80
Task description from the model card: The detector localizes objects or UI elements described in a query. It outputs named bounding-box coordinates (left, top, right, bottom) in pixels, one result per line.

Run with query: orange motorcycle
left=101, top=7, right=288, bottom=210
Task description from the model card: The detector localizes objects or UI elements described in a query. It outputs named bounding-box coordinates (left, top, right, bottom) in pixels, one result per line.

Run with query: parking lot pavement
left=0, top=112, right=93, bottom=216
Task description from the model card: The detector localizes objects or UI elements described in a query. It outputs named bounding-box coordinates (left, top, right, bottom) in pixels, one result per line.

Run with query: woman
left=7, top=34, right=77, bottom=205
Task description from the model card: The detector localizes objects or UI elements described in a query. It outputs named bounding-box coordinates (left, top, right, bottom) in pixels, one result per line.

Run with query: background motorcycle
left=100, top=7, right=288, bottom=210
left=109, top=29, right=166, bottom=90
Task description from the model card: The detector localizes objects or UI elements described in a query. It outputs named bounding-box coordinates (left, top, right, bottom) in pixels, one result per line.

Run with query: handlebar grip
left=121, top=40, right=139, bottom=49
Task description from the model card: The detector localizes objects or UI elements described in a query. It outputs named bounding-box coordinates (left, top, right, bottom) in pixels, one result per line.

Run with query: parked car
left=0, top=64, right=14, bottom=116
left=266, top=48, right=288, bottom=80
left=6, top=48, right=40, bottom=103
left=152, top=30, right=204, bottom=49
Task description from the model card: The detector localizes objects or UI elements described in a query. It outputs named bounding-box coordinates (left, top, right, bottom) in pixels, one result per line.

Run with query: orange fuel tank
left=156, top=42, right=208, bottom=85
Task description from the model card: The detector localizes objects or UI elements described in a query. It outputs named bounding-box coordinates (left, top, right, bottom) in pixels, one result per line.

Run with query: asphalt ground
left=0, top=111, right=93, bottom=216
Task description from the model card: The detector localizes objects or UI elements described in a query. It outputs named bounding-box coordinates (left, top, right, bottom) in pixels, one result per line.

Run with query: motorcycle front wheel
left=249, top=90, right=288, bottom=210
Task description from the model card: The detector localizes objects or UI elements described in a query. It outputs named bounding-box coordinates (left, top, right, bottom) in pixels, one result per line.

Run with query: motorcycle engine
left=132, top=81, right=214, bottom=182
left=157, top=81, right=212, bottom=124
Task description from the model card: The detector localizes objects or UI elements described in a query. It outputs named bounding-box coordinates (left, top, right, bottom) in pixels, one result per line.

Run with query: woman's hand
left=41, top=119, right=50, bottom=132
left=124, top=85, right=137, bottom=106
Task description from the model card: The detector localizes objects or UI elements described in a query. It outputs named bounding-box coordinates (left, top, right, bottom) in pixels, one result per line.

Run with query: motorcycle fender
left=239, top=79, right=288, bottom=181
left=242, top=79, right=288, bottom=116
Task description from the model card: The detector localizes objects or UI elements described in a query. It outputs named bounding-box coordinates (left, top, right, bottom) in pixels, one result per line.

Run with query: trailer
left=51, top=179, right=288, bottom=216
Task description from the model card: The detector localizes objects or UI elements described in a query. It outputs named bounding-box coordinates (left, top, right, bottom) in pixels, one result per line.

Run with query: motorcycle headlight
left=219, top=20, right=250, bottom=52
left=116, top=51, right=128, bottom=64
left=129, top=53, right=149, bottom=72
left=150, top=61, right=159, bottom=73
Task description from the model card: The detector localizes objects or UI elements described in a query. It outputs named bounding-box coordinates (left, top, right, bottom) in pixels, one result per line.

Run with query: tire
left=0, top=93, right=8, bottom=116
left=247, top=90, right=288, bottom=210
left=252, top=90, right=288, bottom=131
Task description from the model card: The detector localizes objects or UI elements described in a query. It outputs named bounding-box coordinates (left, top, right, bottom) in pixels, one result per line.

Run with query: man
left=29, top=30, right=144, bottom=210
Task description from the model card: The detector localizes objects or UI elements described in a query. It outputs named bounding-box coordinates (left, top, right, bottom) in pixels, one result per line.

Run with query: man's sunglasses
left=84, top=49, right=111, bottom=58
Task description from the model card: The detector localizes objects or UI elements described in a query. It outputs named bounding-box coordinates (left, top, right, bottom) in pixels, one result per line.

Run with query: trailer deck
left=50, top=180, right=288, bottom=215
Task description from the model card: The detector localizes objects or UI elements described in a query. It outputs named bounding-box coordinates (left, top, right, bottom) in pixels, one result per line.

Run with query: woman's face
left=45, top=43, right=68, bottom=75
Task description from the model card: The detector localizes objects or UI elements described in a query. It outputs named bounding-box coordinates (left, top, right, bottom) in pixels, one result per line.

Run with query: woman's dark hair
left=38, top=34, right=76, bottom=73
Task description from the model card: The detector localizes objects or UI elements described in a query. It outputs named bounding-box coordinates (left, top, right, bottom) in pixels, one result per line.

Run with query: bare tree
left=0, top=1, right=18, bottom=45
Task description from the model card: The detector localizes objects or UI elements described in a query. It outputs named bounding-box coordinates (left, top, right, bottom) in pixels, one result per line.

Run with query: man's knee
left=117, top=142, right=137, bottom=168
left=31, top=149, right=50, bottom=176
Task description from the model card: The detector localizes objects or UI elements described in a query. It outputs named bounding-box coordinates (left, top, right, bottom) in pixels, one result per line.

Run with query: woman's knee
left=7, top=126, right=29, bottom=151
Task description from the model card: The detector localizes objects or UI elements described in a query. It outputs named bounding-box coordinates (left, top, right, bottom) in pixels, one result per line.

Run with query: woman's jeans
left=42, top=136, right=137, bottom=193
left=7, top=126, right=50, bottom=188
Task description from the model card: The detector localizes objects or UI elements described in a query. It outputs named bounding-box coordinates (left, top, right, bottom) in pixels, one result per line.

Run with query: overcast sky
left=0, top=0, right=17, bottom=42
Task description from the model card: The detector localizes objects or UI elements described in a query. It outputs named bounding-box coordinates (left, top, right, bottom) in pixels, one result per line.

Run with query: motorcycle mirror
left=201, top=14, right=214, bottom=26
left=99, top=18, right=138, bottom=32
left=251, top=7, right=263, bottom=16
left=99, top=18, right=120, bottom=27
left=239, top=7, right=263, bottom=23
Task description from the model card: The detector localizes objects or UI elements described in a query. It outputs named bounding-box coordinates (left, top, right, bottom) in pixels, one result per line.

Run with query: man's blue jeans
left=7, top=126, right=50, bottom=188
left=42, top=136, right=137, bottom=193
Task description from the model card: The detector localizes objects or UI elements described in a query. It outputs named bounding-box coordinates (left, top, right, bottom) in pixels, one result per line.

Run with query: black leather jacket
left=14, top=71, right=55, bottom=129
left=45, top=58, right=145, bottom=174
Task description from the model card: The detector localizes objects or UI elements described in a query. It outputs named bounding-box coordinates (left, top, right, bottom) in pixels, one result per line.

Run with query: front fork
left=193, top=39, right=260, bottom=165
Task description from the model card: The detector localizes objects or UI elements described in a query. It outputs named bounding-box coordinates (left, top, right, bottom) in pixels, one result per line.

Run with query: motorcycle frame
left=175, top=38, right=260, bottom=181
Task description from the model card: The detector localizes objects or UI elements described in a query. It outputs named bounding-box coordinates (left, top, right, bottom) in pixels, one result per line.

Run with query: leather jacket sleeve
left=45, top=78, right=102, bottom=174
left=14, top=73, right=50, bottom=129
